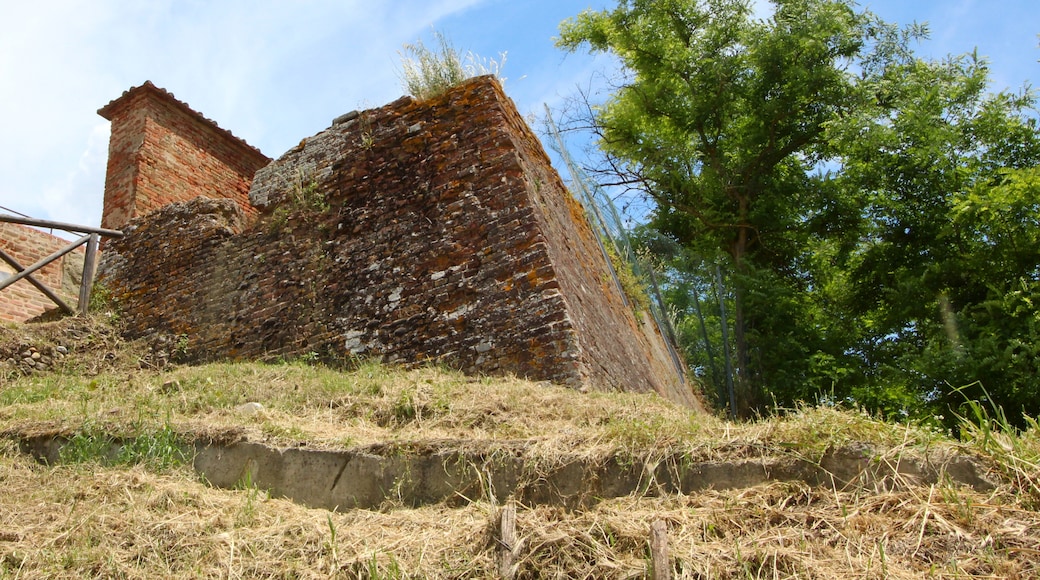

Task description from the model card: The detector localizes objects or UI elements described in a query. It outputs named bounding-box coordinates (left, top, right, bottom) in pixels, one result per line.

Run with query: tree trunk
left=730, top=211, right=752, bottom=417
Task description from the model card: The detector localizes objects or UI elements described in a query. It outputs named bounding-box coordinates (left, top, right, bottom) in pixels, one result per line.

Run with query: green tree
left=557, top=0, right=904, bottom=415
left=827, top=52, right=1040, bottom=426
left=558, top=0, right=1040, bottom=424
left=943, top=168, right=1040, bottom=427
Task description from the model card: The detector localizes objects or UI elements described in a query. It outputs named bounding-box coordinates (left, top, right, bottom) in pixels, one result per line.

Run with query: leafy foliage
left=559, top=0, right=1040, bottom=426
left=828, top=55, right=1040, bottom=427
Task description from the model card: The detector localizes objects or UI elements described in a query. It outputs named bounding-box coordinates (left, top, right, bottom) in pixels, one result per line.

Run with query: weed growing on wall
left=266, top=170, right=329, bottom=235
left=267, top=207, right=290, bottom=235
left=358, top=112, right=375, bottom=149
left=291, top=169, right=328, bottom=213
left=603, top=242, right=652, bottom=318
left=398, top=30, right=506, bottom=100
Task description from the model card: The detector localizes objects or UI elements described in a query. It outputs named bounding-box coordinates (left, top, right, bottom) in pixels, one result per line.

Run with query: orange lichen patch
left=563, top=191, right=601, bottom=249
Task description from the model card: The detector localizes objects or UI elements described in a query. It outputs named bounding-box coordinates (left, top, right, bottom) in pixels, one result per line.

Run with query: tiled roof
left=98, top=81, right=269, bottom=160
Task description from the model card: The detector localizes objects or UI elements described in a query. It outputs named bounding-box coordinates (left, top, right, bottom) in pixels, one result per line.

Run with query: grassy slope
left=0, top=316, right=1038, bottom=578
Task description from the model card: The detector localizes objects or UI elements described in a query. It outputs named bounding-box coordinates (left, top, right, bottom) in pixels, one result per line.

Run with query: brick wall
left=0, top=223, right=84, bottom=322
left=98, top=76, right=703, bottom=409
left=494, top=86, right=701, bottom=407
left=98, top=82, right=270, bottom=230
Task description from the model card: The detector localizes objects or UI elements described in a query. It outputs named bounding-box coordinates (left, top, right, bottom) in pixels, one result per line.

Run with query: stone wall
left=99, top=76, right=702, bottom=409
left=0, top=223, right=84, bottom=322
left=98, top=82, right=271, bottom=230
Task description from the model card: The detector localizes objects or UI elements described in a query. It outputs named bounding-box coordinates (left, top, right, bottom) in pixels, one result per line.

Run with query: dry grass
left=0, top=439, right=493, bottom=578
left=0, top=323, right=934, bottom=459
left=2, top=439, right=1038, bottom=579
left=1, top=317, right=1039, bottom=578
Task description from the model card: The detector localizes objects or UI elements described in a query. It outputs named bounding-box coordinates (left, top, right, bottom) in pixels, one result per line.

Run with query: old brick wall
left=98, top=82, right=270, bottom=230
left=491, top=85, right=699, bottom=407
left=0, top=223, right=84, bottom=322
left=99, top=77, right=702, bottom=409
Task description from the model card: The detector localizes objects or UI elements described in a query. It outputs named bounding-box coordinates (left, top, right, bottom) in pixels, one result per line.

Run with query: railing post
left=78, top=233, right=101, bottom=316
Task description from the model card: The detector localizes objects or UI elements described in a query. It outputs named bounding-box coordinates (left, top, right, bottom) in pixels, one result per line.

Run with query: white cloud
left=0, top=0, right=487, bottom=228
left=39, top=123, right=110, bottom=238
left=1, top=0, right=1032, bottom=233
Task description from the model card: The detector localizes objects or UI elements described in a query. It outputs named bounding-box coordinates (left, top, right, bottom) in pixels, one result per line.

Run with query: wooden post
left=497, top=500, right=520, bottom=580
left=650, top=519, right=671, bottom=580
left=78, top=233, right=101, bottom=316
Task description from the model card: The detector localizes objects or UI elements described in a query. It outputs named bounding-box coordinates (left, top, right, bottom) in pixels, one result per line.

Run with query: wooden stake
left=497, top=500, right=519, bottom=580
left=650, top=519, right=671, bottom=580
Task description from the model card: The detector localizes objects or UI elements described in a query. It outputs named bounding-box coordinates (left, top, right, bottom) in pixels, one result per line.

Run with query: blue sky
left=0, top=0, right=1036, bottom=234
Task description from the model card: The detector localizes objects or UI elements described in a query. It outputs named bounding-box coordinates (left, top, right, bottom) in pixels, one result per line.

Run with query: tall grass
left=954, top=383, right=1040, bottom=503
left=398, top=30, right=506, bottom=100
left=59, top=422, right=189, bottom=472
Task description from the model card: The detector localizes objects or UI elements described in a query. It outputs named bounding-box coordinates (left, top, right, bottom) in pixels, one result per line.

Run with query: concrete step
left=15, top=434, right=996, bottom=512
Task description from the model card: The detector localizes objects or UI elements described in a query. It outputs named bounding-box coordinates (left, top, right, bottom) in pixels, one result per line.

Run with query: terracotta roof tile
left=98, top=81, right=269, bottom=160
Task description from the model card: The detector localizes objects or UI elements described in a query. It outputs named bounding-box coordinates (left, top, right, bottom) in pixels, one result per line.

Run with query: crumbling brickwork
left=97, top=82, right=271, bottom=230
left=0, top=223, right=83, bottom=322
left=98, top=77, right=702, bottom=409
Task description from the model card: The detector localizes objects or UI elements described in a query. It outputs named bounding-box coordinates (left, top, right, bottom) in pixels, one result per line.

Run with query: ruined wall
left=490, top=86, right=699, bottom=407
left=97, top=82, right=270, bottom=230
left=0, top=223, right=83, bottom=322
left=99, top=77, right=701, bottom=409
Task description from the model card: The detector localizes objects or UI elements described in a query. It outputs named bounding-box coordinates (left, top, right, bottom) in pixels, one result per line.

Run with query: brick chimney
left=98, top=82, right=270, bottom=230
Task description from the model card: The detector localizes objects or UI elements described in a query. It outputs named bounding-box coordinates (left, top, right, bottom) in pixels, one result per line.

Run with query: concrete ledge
left=15, top=435, right=997, bottom=512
